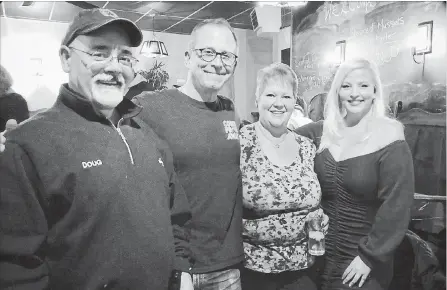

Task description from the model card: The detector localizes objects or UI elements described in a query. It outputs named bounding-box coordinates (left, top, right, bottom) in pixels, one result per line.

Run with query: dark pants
left=240, top=267, right=317, bottom=290
left=320, top=278, right=384, bottom=290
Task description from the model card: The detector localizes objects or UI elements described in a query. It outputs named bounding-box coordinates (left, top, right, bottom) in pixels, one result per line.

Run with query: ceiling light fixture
left=140, top=14, right=168, bottom=58
left=257, top=1, right=307, bottom=8
left=20, top=1, right=35, bottom=7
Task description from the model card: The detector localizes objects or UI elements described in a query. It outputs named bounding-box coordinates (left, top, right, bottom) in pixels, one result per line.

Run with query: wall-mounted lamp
left=325, top=40, right=346, bottom=66
left=412, top=21, right=433, bottom=56
left=140, top=14, right=169, bottom=58
left=411, top=21, right=433, bottom=78
left=335, top=40, right=346, bottom=64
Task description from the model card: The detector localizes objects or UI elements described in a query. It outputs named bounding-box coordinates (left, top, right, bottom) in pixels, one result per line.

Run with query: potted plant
left=139, top=60, right=170, bottom=91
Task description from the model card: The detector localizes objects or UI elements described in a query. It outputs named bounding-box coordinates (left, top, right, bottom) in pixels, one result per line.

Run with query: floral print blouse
left=240, top=123, right=322, bottom=273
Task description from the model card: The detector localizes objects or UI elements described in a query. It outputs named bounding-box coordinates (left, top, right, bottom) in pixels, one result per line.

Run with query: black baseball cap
left=62, top=8, right=143, bottom=47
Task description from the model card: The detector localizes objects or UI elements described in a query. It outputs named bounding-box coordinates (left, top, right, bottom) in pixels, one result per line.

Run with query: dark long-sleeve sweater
left=0, top=84, right=191, bottom=290
left=296, top=120, right=415, bottom=289
left=133, top=89, right=244, bottom=273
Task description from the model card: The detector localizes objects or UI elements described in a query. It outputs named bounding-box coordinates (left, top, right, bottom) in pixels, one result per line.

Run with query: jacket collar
left=57, top=84, right=143, bottom=125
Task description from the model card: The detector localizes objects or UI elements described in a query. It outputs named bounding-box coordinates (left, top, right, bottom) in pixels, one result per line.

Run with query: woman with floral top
left=239, top=62, right=327, bottom=290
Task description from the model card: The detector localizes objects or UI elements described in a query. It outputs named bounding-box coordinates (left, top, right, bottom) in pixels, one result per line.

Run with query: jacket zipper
left=109, top=119, right=135, bottom=165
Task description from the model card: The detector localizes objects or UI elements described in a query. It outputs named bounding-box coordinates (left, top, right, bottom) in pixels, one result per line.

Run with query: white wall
left=273, top=26, right=291, bottom=63
left=1, top=18, right=69, bottom=111
left=232, top=29, right=249, bottom=121
left=245, top=31, right=274, bottom=120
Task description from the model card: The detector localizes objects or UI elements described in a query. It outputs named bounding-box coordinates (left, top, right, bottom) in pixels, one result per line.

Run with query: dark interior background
left=291, top=1, right=446, bottom=112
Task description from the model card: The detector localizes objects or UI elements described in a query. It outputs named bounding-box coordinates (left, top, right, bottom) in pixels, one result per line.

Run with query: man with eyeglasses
left=0, top=8, right=193, bottom=290
left=131, top=18, right=244, bottom=290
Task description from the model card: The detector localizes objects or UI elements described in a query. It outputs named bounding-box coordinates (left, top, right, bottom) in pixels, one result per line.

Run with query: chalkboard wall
left=291, top=1, right=446, bottom=113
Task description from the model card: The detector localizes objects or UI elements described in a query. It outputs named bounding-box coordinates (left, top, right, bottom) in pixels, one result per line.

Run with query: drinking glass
left=308, top=213, right=325, bottom=256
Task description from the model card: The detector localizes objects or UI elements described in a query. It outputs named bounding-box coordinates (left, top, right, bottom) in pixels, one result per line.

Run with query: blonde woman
left=297, top=58, right=414, bottom=290
left=240, top=63, right=326, bottom=290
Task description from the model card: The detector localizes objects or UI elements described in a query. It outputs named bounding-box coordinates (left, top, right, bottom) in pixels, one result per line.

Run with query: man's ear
left=59, top=45, right=72, bottom=73
left=184, top=50, right=191, bottom=68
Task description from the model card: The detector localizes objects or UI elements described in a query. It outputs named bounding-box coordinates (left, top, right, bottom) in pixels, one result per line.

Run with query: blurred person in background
left=287, top=97, right=313, bottom=131
left=0, top=65, right=29, bottom=132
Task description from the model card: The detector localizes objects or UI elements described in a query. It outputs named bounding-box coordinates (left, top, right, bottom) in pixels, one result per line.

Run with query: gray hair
left=188, top=18, right=238, bottom=51
left=0, top=65, right=13, bottom=95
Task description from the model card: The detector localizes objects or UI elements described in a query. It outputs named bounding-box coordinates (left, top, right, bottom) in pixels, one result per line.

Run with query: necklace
left=256, top=123, right=288, bottom=148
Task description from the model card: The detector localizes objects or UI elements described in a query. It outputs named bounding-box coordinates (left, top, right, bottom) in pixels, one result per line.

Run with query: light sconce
left=335, top=40, right=346, bottom=64
left=140, top=14, right=168, bottom=58
left=412, top=21, right=433, bottom=56
left=324, top=40, right=346, bottom=66
left=411, top=21, right=433, bottom=77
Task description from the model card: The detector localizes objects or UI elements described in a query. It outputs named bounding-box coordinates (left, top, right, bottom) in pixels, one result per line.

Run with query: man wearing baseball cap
left=0, top=8, right=193, bottom=290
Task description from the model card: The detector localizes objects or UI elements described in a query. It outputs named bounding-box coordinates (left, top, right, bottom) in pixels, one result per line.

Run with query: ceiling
left=0, top=1, right=292, bottom=35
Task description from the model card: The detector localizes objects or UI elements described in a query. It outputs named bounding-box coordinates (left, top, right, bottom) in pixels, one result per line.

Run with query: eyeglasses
left=69, top=47, right=139, bottom=68
left=193, top=48, right=238, bottom=66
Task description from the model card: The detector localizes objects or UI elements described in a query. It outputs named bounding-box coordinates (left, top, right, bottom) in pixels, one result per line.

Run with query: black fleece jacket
left=0, top=84, right=191, bottom=290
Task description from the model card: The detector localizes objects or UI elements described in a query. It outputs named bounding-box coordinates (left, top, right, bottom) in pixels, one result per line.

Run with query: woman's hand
left=342, top=256, right=371, bottom=288
left=306, top=208, right=329, bottom=234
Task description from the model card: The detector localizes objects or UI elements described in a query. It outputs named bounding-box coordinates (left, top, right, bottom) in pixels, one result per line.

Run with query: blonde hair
left=255, top=62, right=299, bottom=102
left=318, top=58, right=396, bottom=153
